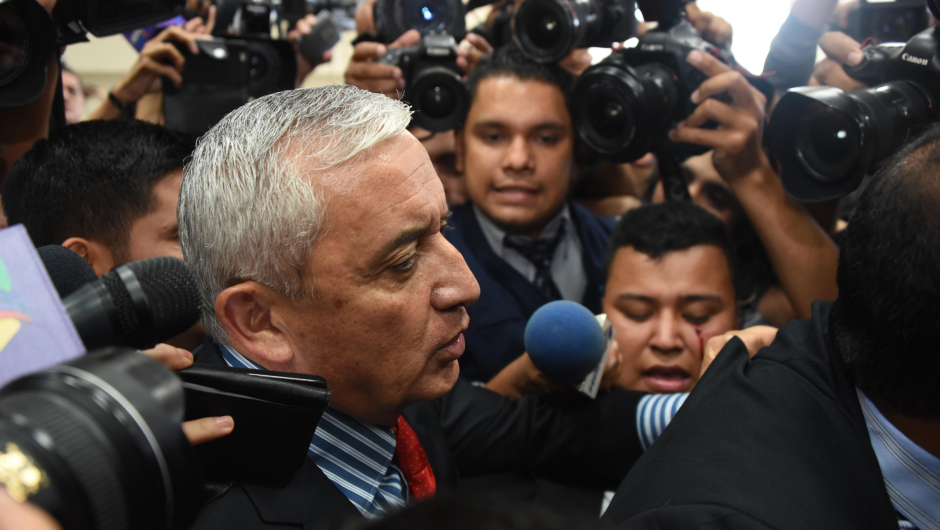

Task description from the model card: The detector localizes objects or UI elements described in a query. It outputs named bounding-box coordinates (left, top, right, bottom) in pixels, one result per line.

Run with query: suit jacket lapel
left=192, top=340, right=361, bottom=528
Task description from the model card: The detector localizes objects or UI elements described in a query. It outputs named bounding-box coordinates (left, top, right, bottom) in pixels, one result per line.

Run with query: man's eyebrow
left=680, top=295, right=724, bottom=304
left=615, top=294, right=655, bottom=303
left=379, top=213, right=451, bottom=258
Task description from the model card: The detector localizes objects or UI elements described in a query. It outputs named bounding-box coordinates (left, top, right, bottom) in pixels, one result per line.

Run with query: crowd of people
left=0, top=0, right=938, bottom=529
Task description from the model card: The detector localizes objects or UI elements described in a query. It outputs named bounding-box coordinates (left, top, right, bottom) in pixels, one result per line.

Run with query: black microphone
left=63, top=257, right=202, bottom=351
left=37, top=245, right=97, bottom=298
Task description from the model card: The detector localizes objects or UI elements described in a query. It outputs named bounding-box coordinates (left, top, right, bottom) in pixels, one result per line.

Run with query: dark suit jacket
left=446, top=202, right=615, bottom=382
left=602, top=301, right=899, bottom=529
left=187, top=340, right=645, bottom=530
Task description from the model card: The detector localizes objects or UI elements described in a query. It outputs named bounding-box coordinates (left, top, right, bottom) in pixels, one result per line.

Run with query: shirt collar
left=473, top=203, right=572, bottom=253
left=217, top=344, right=403, bottom=516
left=857, top=389, right=940, bottom=529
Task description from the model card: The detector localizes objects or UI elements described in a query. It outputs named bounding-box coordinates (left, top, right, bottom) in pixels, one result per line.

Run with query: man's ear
left=215, top=282, right=294, bottom=368
left=61, top=238, right=115, bottom=276
left=454, top=127, right=465, bottom=174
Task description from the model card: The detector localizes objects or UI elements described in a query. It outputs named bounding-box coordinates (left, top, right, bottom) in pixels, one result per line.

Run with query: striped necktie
left=504, top=219, right=567, bottom=301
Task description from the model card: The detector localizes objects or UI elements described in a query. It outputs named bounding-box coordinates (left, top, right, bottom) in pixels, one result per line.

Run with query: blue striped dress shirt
left=858, top=389, right=940, bottom=530
left=218, top=344, right=407, bottom=517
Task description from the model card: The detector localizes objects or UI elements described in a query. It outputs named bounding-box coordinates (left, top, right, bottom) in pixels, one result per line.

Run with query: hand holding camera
left=809, top=31, right=868, bottom=92
left=668, top=49, right=769, bottom=185
left=137, top=344, right=234, bottom=446
left=345, top=29, right=419, bottom=98
left=87, top=25, right=205, bottom=121
left=289, top=13, right=339, bottom=86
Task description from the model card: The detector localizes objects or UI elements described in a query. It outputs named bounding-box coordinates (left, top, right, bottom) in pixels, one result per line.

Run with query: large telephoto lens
left=572, top=53, right=680, bottom=162
left=0, top=348, right=201, bottom=530
left=407, top=67, right=468, bottom=132
left=0, top=0, right=55, bottom=108
left=513, top=0, right=597, bottom=63
left=769, top=81, right=934, bottom=202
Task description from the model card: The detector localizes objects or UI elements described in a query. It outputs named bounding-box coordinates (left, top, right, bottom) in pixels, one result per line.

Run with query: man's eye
left=537, top=135, right=559, bottom=145
left=683, top=314, right=711, bottom=325
left=441, top=222, right=455, bottom=233
left=626, top=313, right=652, bottom=323
left=392, top=254, right=419, bottom=272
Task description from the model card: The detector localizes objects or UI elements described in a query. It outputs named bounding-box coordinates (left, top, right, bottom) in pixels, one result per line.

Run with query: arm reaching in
left=670, top=50, right=839, bottom=319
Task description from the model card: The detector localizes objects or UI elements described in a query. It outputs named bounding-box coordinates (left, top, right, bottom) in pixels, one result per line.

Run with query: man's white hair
left=178, top=85, right=413, bottom=341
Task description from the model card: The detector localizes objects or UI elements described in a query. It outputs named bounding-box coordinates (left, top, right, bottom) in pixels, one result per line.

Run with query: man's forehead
left=313, top=134, right=446, bottom=224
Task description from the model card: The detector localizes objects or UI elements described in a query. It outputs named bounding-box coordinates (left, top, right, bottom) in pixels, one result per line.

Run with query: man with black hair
left=602, top=202, right=740, bottom=394
left=2, top=120, right=193, bottom=276
left=446, top=44, right=615, bottom=383
left=603, top=125, right=940, bottom=529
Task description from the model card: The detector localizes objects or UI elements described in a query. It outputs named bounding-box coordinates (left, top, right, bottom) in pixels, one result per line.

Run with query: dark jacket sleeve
left=762, top=13, right=826, bottom=90
left=410, top=380, right=646, bottom=491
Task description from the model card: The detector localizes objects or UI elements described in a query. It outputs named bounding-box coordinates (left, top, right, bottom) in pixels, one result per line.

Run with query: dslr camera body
left=378, top=31, right=469, bottom=132
left=770, top=5, right=940, bottom=202
left=571, top=18, right=732, bottom=162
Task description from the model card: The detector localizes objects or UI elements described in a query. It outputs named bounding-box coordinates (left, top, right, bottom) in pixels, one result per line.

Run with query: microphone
left=63, top=257, right=201, bottom=351
left=36, top=245, right=97, bottom=298
left=524, top=300, right=613, bottom=397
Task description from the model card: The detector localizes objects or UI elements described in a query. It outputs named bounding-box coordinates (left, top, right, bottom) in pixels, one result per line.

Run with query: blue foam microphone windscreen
left=524, top=300, right=607, bottom=385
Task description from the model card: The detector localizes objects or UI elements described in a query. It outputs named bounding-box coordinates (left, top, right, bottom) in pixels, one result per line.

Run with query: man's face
left=458, top=76, right=574, bottom=237
left=126, top=169, right=183, bottom=262
left=278, top=133, right=480, bottom=425
left=603, top=245, right=737, bottom=393
left=651, top=152, right=741, bottom=227
left=61, top=70, right=85, bottom=125
left=414, top=127, right=467, bottom=207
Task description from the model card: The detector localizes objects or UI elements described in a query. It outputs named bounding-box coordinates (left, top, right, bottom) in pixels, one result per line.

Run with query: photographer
left=645, top=50, right=839, bottom=324
left=85, top=25, right=205, bottom=122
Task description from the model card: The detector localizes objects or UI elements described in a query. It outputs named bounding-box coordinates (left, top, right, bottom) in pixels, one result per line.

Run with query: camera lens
left=408, top=68, right=468, bottom=132
left=0, top=349, right=201, bottom=530
left=400, top=0, right=451, bottom=33
left=0, top=7, right=29, bottom=87
left=795, top=102, right=861, bottom=184
left=421, top=84, right=455, bottom=118
left=248, top=53, right=268, bottom=80
left=513, top=0, right=581, bottom=63
left=770, top=81, right=933, bottom=202
left=573, top=58, right=679, bottom=162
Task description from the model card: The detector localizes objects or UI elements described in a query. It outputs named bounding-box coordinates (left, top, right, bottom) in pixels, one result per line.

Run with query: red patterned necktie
left=392, top=415, right=436, bottom=500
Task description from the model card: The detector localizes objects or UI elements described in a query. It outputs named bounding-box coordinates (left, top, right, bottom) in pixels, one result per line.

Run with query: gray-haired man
left=179, top=85, right=656, bottom=529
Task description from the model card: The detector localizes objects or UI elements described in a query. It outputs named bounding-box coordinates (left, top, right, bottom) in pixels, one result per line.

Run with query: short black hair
left=829, top=124, right=940, bottom=420
left=2, top=120, right=193, bottom=261
left=605, top=201, right=742, bottom=298
left=465, top=43, right=574, bottom=109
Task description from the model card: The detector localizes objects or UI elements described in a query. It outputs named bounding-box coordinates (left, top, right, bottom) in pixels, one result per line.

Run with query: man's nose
left=432, top=237, right=481, bottom=311
left=649, top=312, right=684, bottom=355
left=503, top=135, right=533, bottom=172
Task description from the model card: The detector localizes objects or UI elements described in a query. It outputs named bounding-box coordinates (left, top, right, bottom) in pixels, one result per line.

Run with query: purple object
left=123, top=15, right=189, bottom=51
left=0, top=225, right=85, bottom=388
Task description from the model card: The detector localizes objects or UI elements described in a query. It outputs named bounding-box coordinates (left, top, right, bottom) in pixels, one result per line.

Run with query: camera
left=378, top=31, right=469, bottom=132
left=0, top=0, right=183, bottom=107
left=0, top=346, right=331, bottom=529
left=373, top=0, right=465, bottom=44
left=0, top=348, right=202, bottom=530
left=512, top=0, right=635, bottom=64
left=570, top=15, right=732, bottom=162
left=163, top=37, right=297, bottom=137
left=842, top=0, right=930, bottom=44
left=769, top=4, right=940, bottom=202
